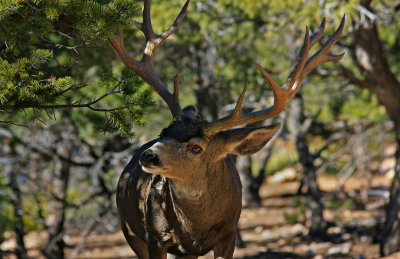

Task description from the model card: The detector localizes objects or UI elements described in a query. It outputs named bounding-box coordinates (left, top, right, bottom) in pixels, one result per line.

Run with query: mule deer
left=108, top=1, right=344, bottom=258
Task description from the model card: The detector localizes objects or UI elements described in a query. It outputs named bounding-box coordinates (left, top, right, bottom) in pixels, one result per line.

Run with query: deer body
left=107, top=0, right=344, bottom=258
left=117, top=116, right=280, bottom=258
left=117, top=144, right=240, bottom=257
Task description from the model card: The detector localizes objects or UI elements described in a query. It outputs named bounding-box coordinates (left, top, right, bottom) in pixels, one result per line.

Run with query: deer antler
left=108, top=0, right=190, bottom=118
left=204, top=16, right=345, bottom=137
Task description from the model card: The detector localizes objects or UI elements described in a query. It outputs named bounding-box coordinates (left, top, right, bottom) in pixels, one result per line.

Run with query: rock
left=267, top=168, right=297, bottom=184
left=327, top=242, right=352, bottom=255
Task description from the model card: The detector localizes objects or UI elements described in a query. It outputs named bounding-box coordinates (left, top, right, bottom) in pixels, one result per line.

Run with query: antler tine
left=233, top=83, right=248, bottom=119
left=204, top=26, right=312, bottom=137
left=203, top=84, right=247, bottom=134
left=290, top=15, right=345, bottom=98
left=282, top=27, right=311, bottom=91
left=204, top=17, right=345, bottom=137
left=310, top=18, right=326, bottom=46
left=160, top=1, right=191, bottom=43
left=108, top=29, right=145, bottom=83
left=299, top=15, right=346, bottom=87
left=138, top=0, right=190, bottom=64
left=283, top=18, right=325, bottom=94
left=108, top=0, right=191, bottom=118
left=141, top=0, right=155, bottom=38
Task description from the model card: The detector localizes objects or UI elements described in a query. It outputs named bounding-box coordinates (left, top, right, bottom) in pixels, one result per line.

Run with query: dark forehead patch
left=160, top=116, right=206, bottom=142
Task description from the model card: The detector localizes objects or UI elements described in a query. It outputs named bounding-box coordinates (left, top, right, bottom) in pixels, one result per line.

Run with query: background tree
left=337, top=0, right=400, bottom=255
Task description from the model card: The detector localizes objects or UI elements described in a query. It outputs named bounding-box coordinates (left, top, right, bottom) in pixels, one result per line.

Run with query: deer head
left=138, top=107, right=281, bottom=186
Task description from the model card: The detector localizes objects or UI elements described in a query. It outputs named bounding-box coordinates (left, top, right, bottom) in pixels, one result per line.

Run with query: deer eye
left=190, top=144, right=202, bottom=154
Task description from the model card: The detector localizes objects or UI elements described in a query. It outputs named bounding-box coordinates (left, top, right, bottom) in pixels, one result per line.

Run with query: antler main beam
left=108, top=0, right=191, bottom=118
left=204, top=16, right=345, bottom=137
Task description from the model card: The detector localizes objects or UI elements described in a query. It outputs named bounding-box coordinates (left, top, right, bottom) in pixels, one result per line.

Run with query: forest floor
left=3, top=172, right=398, bottom=259
left=64, top=173, right=395, bottom=259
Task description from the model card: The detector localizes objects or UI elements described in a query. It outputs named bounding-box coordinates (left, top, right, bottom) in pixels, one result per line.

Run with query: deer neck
left=170, top=161, right=231, bottom=218
left=169, top=178, right=206, bottom=202
left=169, top=159, right=228, bottom=202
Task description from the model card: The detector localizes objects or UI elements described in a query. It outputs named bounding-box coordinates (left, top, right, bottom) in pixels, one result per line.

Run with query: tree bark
left=9, top=169, right=28, bottom=259
left=42, top=158, right=70, bottom=259
left=237, top=156, right=262, bottom=207
left=189, top=38, right=220, bottom=121
left=3, top=136, right=28, bottom=259
left=288, top=94, right=327, bottom=238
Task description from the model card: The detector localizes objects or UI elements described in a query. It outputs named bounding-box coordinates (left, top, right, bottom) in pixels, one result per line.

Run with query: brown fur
left=117, top=116, right=280, bottom=259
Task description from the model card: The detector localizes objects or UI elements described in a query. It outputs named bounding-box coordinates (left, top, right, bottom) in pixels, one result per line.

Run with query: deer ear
left=219, top=123, right=281, bottom=156
left=183, top=105, right=197, bottom=117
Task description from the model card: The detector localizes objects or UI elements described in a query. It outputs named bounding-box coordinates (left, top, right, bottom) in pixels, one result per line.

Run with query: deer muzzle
left=140, top=149, right=161, bottom=168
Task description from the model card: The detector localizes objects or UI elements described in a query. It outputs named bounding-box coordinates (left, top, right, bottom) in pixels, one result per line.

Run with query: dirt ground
left=2, top=173, right=398, bottom=259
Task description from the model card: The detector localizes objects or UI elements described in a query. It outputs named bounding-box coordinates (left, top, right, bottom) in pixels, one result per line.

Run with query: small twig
left=50, top=29, right=75, bottom=40
left=0, top=120, right=28, bottom=127
left=340, top=65, right=375, bottom=90
left=313, top=131, right=349, bottom=160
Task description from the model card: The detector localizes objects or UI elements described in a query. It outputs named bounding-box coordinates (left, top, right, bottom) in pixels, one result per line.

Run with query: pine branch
left=0, top=120, right=27, bottom=127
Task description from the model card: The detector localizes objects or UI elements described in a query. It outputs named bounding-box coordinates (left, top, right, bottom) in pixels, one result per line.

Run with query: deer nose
left=140, top=149, right=161, bottom=167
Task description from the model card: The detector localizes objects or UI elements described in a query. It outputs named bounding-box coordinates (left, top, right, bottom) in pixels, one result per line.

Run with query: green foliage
left=0, top=0, right=137, bottom=47
left=0, top=0, right=151, bottom=137
left=344, top=198, right=355, bottom=211
left=294, top=195, right=306, bottom=215
left=0, top=49, right=60, bottom=106
left=326, top=196, right=355, bottom=212
left=266, top=141, right=299, bottom=174
left=22, top=193, right=47, bottom=232
left=285, top=196, right=306, bottom=224
left=0, top=175, right=13, bottom=241
left=284, top=212, right=300, bottom=224
left=66, top=68, right=154, bottom=138
left=77, top=0, right=138, bottom=44
left=341, top=89, right=388, bottom=120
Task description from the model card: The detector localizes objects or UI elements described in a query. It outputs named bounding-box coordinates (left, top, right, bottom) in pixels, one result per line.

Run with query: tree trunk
left=381, top=124, right=400, bottom=256
left=43, top=159, right=70, bottom=259
left=4, top=137, right=28, bottom=259
left=354, top=122, right=371, bottom=206
left=237, top=156, right=262, bottom=207
left=189, top=38, right=220, bottom=121
left=9, top=169, right=28, bottom=259
left=298, top=134, right=327, bottom=238
left=288, top=95, right=327, bottom=238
